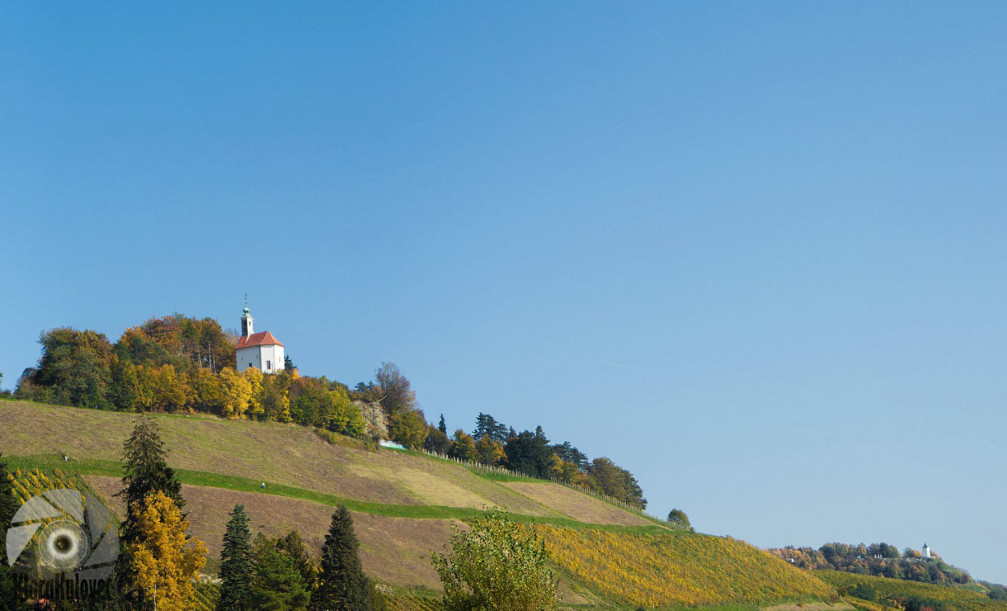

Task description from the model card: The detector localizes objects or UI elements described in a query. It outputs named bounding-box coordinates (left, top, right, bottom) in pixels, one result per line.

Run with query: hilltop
left=2, top=399, right=836, bottom=608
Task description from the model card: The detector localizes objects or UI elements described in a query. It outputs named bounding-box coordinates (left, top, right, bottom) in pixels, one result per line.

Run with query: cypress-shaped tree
left=217, top=504, right=253, bottom=610
left=311, top=506, right=371, bottom=610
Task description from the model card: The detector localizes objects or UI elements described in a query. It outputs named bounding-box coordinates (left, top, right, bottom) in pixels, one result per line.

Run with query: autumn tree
left=312, top=506, right=371, bottom=610
left=219, top=367, right=253, bottom=418
left=448, top=430, right=479, bottom=462
left=128, top=491, right=207, bottom=611
left=432, top=509, right=557, bottom=611
left=374, top=362, right=415, bottom=417
left=389, top=408, right=428, bottom=449
left=218, top=505, right=253, bottom=611
left=475, top=435, right=506, bottom=466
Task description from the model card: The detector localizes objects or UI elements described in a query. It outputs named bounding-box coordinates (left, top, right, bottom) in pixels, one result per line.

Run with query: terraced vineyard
left=536, top=525, right=835, bottom=608
left=815, top=571, right=1007, bottom=611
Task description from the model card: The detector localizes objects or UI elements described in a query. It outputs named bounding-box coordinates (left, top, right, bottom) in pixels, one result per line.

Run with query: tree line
left=769, top=542, right=975, bottom=587
left=9, top=313, right=647, bottom=509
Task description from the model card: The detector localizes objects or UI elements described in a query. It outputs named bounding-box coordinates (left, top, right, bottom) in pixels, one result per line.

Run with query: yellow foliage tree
left=218, top=367, right=252, bottom=419
left=242, top=366, right=264, bottom=419
left=128, top=491, right=208, bottom=611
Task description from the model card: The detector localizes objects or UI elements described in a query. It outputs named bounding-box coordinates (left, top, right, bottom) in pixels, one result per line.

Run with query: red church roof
left=236, top=331, right=285, bottom=349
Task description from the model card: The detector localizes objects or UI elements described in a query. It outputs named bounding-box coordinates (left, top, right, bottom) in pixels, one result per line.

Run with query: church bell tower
left=241, top=295, right=254, bottom=337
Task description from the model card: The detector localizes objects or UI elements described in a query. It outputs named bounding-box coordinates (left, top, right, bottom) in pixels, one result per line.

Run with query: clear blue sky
left=3, top=1, right=1007, bottom=583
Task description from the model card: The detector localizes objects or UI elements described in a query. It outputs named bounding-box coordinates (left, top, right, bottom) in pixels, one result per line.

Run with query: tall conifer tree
left=311, top=506, right=371, bottom=610
left=119, top=417, right=184, bottom=607
left=218, top=504, right=253, bottom=610
left=121, top=417, right=183, bottom=532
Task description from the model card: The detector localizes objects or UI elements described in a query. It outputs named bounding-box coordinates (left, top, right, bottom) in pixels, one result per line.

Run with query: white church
left=235, top=302, right=285, bottom=374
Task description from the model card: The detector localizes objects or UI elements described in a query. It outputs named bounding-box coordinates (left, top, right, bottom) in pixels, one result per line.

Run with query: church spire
left=241, top=295, right=254, bottom=337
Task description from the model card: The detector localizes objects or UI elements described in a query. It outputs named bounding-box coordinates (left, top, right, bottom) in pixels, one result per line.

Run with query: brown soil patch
left=84, top=476, right=452, bottom=590
left=502, top=481, right=653, bottom=526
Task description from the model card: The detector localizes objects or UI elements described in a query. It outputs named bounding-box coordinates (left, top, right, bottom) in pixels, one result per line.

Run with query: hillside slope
left=2, top=400, right=836, bottom=608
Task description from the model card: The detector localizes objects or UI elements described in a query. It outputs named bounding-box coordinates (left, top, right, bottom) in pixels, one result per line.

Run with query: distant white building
left=235, top=302, right=285, bottom=374
left=923, top=543, right=932, bottom=559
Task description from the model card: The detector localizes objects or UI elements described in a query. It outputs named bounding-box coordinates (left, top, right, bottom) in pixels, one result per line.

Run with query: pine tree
left=311, top=506, right=371, bottom=611
left=119, top=417, right=185, bottom=607
left=218, top=504, right=253, bottom=610
left=121, top=417, right=183, bottom=539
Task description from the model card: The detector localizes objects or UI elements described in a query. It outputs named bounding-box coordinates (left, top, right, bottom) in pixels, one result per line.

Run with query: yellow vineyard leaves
left=532, top=525, right=835, bottom=607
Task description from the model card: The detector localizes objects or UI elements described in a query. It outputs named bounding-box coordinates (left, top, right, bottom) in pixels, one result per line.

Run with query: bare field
left=84, top=476, right=451, bottom=590
left=502, top=481, right=654, bottom=526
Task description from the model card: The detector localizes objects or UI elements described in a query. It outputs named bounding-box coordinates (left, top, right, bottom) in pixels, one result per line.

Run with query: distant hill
left=3, top=399, right=837, bottom=608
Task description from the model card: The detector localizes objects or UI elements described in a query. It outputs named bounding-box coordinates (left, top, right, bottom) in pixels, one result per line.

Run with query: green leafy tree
left=23, top=327, right=116, bottom=408
left=249, top=534, right=310, bottom=610
left=666, top=508, right=692, bottom=531
left=312, top=506, right=371, bottom=610
left=587, top=457, right=647, bottom=509
left=423, top=425, right=451, bottom=454
left=274, top=531, right=317, bottom=593
left=432, top=509, right=558, bottom=611
left=218, top=505, right=253, bottom=610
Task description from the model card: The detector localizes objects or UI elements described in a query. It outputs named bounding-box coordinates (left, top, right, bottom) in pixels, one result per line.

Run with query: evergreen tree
left=218, top=505, right=253, bottom=610
left=119, top=417, right=185, bottom=606
left=249, top=534, right=310, bottom=610
left=0, top=454, right=21, bottom=609
left=121, top=417, right=183, bottom=537
left=275, top=531, right=317, bottom=593
left=437, top=413, right=447, bottom=434
left=312, top=506, right=371, bottom=610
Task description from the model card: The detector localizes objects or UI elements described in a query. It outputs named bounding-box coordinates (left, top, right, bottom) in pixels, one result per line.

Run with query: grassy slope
left=1, top=400, right=835, bottom=608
